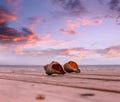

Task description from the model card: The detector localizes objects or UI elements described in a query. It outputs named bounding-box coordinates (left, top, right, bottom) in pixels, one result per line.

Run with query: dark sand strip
left=0, top=72, right=120, bottom=94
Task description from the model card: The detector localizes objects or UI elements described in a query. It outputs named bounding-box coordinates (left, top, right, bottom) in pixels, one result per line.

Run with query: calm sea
left=0, top=65, right=120, bottom=73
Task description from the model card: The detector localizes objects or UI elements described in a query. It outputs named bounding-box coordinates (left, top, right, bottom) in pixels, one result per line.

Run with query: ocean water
left=0, top=65, right=44, bottom=73
left=79, top=65, right=120, bottom=73
left=0, top=65, right=120, bottom=73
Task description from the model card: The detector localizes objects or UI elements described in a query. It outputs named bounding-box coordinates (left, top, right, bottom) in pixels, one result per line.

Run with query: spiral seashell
left=44, top=61, right=65, bottom=75
left=64, top=61, right=80, bottom=73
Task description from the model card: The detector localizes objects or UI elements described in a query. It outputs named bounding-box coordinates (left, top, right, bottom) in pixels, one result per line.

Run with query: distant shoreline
left=0, top=65, right=120, bottom=66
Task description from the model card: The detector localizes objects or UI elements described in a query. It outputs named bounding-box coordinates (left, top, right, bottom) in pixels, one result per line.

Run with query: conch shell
left=64, top=61, right=80, bottom=73
left=44, top=61, right=65, bottom=75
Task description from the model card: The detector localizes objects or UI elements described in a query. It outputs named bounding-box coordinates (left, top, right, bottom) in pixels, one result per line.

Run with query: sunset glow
left=0, top=0, right=120, bottom=65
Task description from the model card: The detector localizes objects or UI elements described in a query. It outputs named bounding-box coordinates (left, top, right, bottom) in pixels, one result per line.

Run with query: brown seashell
left=64, top=61, right=80, bottom=73
left=44, top=61, right=65, bottom=75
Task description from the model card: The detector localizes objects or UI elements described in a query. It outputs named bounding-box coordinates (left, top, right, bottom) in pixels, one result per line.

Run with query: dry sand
left=0, top=72, right=120, bottom=102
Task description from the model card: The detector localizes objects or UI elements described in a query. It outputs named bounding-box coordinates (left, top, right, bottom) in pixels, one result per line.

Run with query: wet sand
left=0, top=71, right=120, bottom=102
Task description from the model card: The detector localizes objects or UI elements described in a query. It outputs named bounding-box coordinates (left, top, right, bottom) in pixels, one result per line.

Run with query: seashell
left=44, top=61, right=65, bottom=75
left=64, top=61, right=80, bottom=73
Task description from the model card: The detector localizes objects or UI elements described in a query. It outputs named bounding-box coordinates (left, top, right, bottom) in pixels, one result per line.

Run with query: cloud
left=0, top=7, right=77, bottom=55
left=80, top=18, right=102, bottom=25
left=0, top=7, right=38, bottom=44
left=53, top=0, right=87, bottom=16
left=59, top=28, right=76, bottom=35
left=97, top=45, right=120, bottom=58
left=98, top=0, right=120, bottom=24
left=6, top=0, right=21, bottom=6
left=0, top=45, right=7, bottom=50
left=0, top=6, right=42, bottom=55
left=53, top=0, right=120, bottom=24
left=59, top=45, right=120, bottom=59
left=18, top=45, right=120, bottom=59
left=13, top=33, right=74, bottom=55
left=59, top=18, right=102, bottom=34
left=109, top=0, right=120, bottom=11
left=108, top=0, right=120, bottom=24
left=57, top=47, right=95, bottom=58
left=59, top=20, right=80, bottom=34
left=20, top=47, right=95, bottom=59
left=0, top=7, right=16, bottom=23
left=28, top=16, right=42, bottom=30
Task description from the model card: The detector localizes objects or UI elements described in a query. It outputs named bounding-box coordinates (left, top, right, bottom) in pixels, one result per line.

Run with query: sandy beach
left=0, top=71, right=120, bottom=102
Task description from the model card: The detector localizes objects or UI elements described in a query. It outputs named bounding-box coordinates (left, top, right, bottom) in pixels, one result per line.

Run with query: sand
left=0, top=71, right=120, bottom=102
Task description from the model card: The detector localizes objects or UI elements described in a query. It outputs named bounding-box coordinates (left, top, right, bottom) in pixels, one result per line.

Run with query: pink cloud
left=59, top=28, right=76, bottom=35
left=59, top=18, right=102, bottom=35
left=58, top=46, right=120, bottom=59
left=13, top=33, right=68, bottom=55
left=80, top=18, right=102, bottom=25
left=0, top=8, right=16, bottom=23
left=29, top=16, right=42, bottom=30
left=72, top=50, right=96, bottom=59
left=59, top=48, right=96, bottom=59
left=59, top=20, right=80, bottom=35
left=11, top=44, right=120, bottom=59
left=65, top=20, right=80, bottom=30
left=0, top=45, right=8, bottom=50
left=0, top=7, right=40, bottom=49
left=100, top=46, right=120, bottom=58
left=64, top=46, right=120, bottom=59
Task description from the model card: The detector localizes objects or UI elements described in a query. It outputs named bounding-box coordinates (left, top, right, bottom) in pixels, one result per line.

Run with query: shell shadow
left=80, top=93, right=95, bottom=97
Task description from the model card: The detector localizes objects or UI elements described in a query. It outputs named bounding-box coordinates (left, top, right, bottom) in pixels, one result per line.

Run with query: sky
left=0, top=0, right=120, bottom=65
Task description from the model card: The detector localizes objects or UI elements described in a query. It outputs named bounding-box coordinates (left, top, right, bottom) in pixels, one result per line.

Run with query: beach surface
left=0, top=71, right=120, bottom=102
